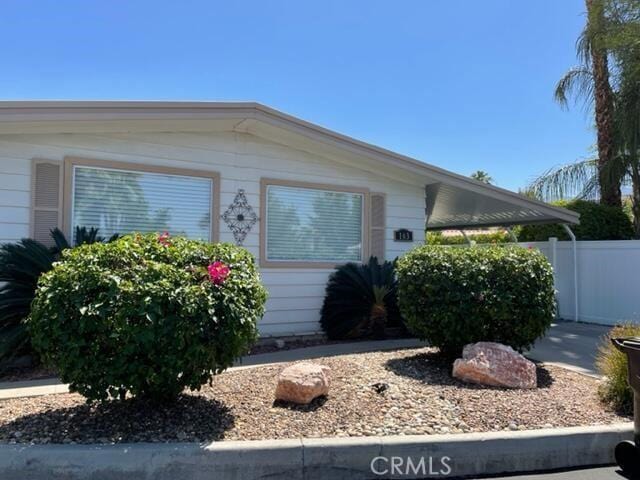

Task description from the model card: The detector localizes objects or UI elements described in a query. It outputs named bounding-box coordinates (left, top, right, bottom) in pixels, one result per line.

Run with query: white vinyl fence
left=518, top=239, right=640, bottom=325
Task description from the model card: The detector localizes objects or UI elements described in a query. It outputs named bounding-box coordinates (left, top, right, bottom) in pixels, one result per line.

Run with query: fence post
left=548, top=237, right=559, bottom=319
left=549, top=237, right=558, bottom=279
left=561, top=224, right=579, bottom=322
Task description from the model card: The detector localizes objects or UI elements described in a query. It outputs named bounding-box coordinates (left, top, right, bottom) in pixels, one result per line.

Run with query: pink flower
left=208, top=261, right=230, bottom=285
left=158, top=231, right=171, bottom=247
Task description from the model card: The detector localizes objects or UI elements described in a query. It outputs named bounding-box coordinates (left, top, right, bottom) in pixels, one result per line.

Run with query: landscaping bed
left=0, top=347, right=629, bottom=444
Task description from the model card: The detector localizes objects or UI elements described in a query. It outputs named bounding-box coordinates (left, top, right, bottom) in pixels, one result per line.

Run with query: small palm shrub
left=28, top=233, right=267, bottom=402
left=0, top=227, right=117, bottom=363
left=596, top=324, right=640, bottom=414
left=320, top=256, right=402, bottom=340
left=396, top=245, right=555, bottom=355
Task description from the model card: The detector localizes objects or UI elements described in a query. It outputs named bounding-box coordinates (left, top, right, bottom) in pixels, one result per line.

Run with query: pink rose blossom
left=158, top=231, right=171, bottom=247
left=208, top=261, right=230, bottom=285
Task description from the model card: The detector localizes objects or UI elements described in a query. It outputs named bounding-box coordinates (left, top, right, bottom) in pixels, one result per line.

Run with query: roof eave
left=0, top=101, right=579, bottom=227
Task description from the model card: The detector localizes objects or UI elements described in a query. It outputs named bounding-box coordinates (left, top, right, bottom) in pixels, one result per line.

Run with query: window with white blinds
left=265, top=184, right=364, bottom=262
left=71, top=165, right=213, bottom=240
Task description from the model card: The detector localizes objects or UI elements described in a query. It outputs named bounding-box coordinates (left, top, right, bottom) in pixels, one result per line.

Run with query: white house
left=0, top=101, right=579, bottom=336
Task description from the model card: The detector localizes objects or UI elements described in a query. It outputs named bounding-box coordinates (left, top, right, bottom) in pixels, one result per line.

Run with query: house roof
left=0, top=101, right=579, bottom=229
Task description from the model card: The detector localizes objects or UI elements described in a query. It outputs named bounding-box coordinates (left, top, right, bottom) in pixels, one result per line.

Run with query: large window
left=262, top=180, right=366, bottom=266
left=70, top=162, right=216, bottom=240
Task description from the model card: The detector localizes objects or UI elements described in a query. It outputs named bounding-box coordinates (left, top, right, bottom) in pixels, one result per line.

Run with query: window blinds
left=266, top=184, right=363, bottom=262
left=72, top=166, right=212, bottom=240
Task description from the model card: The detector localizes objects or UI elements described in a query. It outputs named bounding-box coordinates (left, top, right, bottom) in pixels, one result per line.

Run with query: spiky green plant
left=0, top=239, right=56, bottom=360
left=320, top=256, right=402, bottom=340
left=0, top=227, right=118, bottom=364
left=596, top=323, right=640, bottom=414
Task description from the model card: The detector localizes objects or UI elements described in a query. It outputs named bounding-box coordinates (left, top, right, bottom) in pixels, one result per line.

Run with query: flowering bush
left=208, top=261, right=230, bottom=285
left=28, top=233, right=267, bottom=402
left=396, top=245, right=555, bottom=355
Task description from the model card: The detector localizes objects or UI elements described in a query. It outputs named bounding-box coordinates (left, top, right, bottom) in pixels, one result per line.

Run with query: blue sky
left=1, top=0, right=592, bottom=191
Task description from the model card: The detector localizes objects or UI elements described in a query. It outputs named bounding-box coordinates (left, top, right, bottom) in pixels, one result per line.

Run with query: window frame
left=63, top=156, right=220, bottom=242
left=259, top=177, right=370, bottom=269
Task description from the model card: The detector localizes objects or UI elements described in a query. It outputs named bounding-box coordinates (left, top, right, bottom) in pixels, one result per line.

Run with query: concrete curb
left=0, top=423, right=632, bottom=479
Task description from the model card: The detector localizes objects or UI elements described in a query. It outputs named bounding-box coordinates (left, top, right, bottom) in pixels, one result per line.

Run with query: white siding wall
left=0, top=131, right=425, bottom=336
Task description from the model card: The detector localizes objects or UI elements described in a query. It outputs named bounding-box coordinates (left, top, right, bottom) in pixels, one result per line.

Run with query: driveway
left=527, top=321, right=612, bottom=377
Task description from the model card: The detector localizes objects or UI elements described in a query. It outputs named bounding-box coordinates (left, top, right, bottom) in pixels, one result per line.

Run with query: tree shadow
left=272, top=395, right=328, bottom=412
left=385, top=351, right=555, bottom=390
left=0, top=394, right=235, bottom=444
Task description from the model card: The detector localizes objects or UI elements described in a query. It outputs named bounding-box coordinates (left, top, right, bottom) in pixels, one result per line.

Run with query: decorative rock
left=275, top=362, right=331, bottom=404
left=452, top=342, right=537, bottom=389
left=275, top=339, right=286, bottom=349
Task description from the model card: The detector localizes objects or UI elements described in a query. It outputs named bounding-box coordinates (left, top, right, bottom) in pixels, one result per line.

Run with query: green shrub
left=0, top=227, right=118, bottom=365
left=426, top=231, right=512, bottom=245
left=396, top=245, right=555, bottom=355
left=320, top=257, right=402, bottom=340
left=518, top=200, right=634, bottom=241
left=28, top=233, right=267, bottom=402
left=596, top=324, right=640, bottom=414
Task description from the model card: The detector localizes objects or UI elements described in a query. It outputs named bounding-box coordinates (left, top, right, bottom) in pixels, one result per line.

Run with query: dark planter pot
left=612, top=337, right=640, bottom=477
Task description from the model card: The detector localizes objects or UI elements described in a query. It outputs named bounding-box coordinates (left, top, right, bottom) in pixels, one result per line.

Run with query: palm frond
left=576, top=25, right=593, bottom=68
left=554, top=67, right=594, bottom=109
left=49, top=227, right=71, bottom=256
left=74, top=226, right=103, bottom=245
left=529, top=159, right=599, bottom=201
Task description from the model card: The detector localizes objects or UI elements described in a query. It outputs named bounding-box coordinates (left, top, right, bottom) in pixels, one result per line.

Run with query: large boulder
left=275, top=362, right=331, bottom=404
left=452, top=342, right=537, bottom=389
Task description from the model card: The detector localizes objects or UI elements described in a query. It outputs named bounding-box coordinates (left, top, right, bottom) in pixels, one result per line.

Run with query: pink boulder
left=452, top=342, right=537, bottom=389
left=275, top=362, right=331, bottom=404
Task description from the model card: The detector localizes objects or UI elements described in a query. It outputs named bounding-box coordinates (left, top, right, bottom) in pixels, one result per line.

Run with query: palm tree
left=470, top=170, right=494, bottom=184
left=532, top=0, right=640, bottom=233
left=554, top=0, right=622, bottom=207
left=608, top=0, right=640, bottom=233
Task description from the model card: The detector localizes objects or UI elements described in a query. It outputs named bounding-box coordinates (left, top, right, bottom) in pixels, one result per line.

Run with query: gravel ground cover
left=0, top=347, right=629, bottom=444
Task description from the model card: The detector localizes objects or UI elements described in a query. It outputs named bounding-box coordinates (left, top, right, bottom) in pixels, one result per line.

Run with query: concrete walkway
left=237, top=337, right=423, bottom=367
left=527, top=321, right=611, bottom=377
left=0, top=322, right=611, bottom=399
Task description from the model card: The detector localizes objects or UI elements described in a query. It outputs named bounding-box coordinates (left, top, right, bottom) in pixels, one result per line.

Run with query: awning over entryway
left=425, top=182, right=579, bottom=230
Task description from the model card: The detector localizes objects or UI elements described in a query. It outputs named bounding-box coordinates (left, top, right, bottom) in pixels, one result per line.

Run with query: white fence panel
left=519, top=239, right=640, bottom=325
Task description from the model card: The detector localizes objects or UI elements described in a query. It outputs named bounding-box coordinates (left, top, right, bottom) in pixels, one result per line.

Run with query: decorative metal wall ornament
left=221, top=189, right=258, bottom=246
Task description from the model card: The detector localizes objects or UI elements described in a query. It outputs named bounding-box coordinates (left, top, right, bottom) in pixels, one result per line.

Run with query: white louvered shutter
left=31, top=159, right=63, bottom=246
left=370, top=193, right=386, bottom=261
